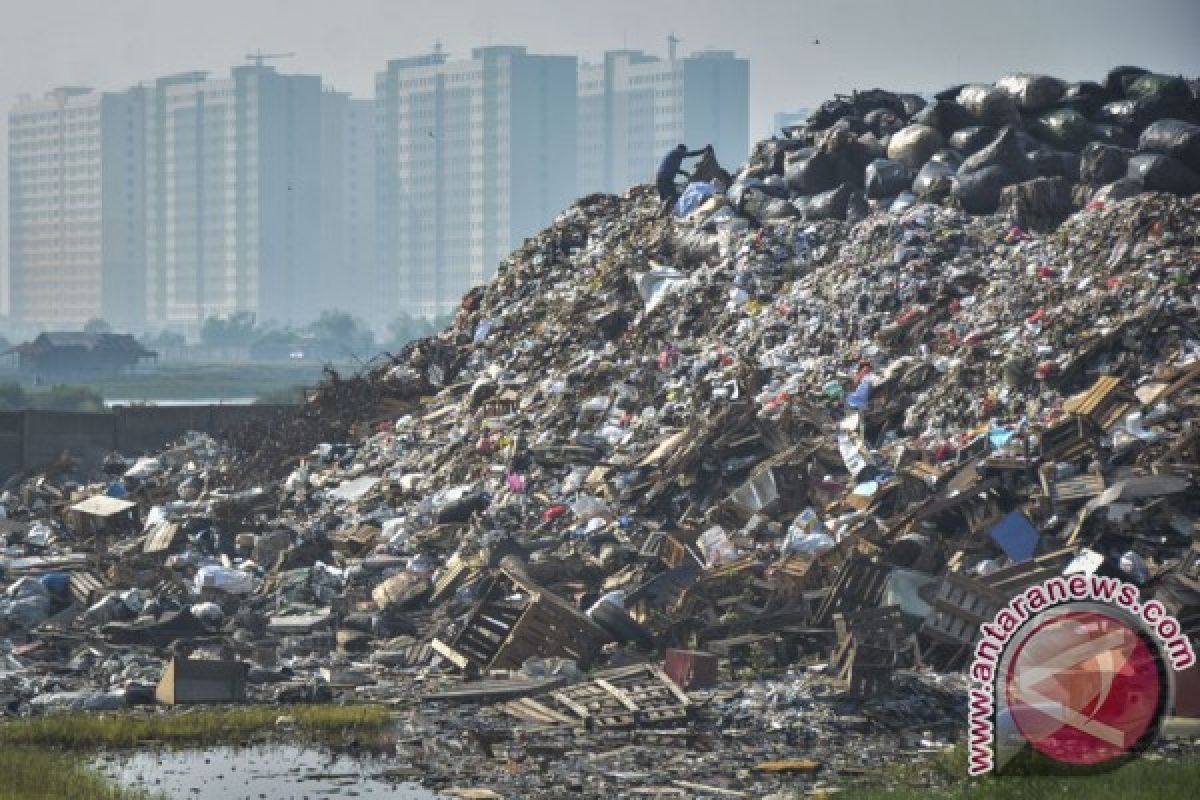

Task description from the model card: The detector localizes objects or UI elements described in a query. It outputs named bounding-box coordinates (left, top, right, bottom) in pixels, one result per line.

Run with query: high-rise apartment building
left=577, top=47, right=749, bottom=195
left=143, top=65, right=322, bottom=332
left=376, top=46, right=577, bottom=319
left=8, top=87, right=145, bottom=330
left=319, top=92, right=379, bottom=324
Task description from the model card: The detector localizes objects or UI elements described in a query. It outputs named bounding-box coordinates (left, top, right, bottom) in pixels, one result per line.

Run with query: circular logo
left=1004, top=608, right=1165, bottom=767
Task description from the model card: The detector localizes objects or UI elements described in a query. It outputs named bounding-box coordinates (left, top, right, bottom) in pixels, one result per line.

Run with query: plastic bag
left=802, top=184, right=854, bottom=221
left=913, top=159, right=957, bottom=195
left=886, top=124, right=944, bottom=168
left=1033, top=109, right=1095, bottom=152
left=697, top=526, right=738, bottom=567
left=1138, top=119, right=1200, bottom=172
left=958, top=127, right=1035, bottom=180
left=951, top=165, right=1012, bottom=214
left=782, top=508, right=835, bottom=556
left=635, top=267, right=691, bottom=313
left=1080, top=143, right=1133, bottom=187
left=949, top=126, right=996, bottom=156
left=191, top=601, right=225, bottom=628
left=194, top=565, right=255, bottom=595
left=995, top=73, right=1066, bottom=111
left=674, top=182, right=715, bottom=217
left=956, top=85, right=1019, bottom=127
left=1127, top=153, right=1200, bottom=196
left=784, top=149, right=838, bottom=195
left=864, top=159, right=913, bottom=198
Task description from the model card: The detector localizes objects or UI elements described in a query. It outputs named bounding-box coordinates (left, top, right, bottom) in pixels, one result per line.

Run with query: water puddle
left=94, top=744, right=446, bottom=799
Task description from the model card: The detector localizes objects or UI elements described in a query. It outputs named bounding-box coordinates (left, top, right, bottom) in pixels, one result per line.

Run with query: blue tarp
left=674, top=182, right=715, bottom=217
left=990, top=511, right=1039, bottom=562
left=846, top=378, right=872, bottom=410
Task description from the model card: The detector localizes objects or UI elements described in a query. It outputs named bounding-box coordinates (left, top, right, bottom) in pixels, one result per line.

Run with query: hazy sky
left=3, top=0, right=1199, bottom=311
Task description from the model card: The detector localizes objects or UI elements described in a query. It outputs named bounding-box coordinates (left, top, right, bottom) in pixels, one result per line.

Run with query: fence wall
left=0, top=405, right=289, bottom=484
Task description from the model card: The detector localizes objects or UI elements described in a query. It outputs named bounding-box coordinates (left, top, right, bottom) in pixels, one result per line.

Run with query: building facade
left=318, top=92, right=379, bottom=325
left=8, top=87, right=145, bottom=331
left=376, top=46, right=577, bottom=319
left=577, top=48, right=749, bottom=196
left=576, top=47, right=744, bottom=195
left=143, top=65, right=323, bottom=333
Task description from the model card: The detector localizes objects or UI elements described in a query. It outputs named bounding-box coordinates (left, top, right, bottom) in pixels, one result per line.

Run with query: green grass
left=0, top=704, right=393, bottom=749
left=827, top=749, right=1200, bottom=800
left=0, top=746, right=163, bottom=800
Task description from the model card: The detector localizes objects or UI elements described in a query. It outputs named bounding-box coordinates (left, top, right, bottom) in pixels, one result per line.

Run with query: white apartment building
left=8, top=87, right=145, bottom=330
left=319, top=92, right=379, bottom=325
left=578, top=48, right=749, bottom=196
left=143, top=65, right=322, bottom=332
left=376, top=46, right=577, bottom=319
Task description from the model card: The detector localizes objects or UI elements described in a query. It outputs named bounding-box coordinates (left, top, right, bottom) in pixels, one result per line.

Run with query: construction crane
left=245, top=50, right=295, bottom=68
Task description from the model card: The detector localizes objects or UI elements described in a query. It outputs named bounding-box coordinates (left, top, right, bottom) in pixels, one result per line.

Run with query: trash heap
left=742, top=65, right=1200, bottom=228
left=2, top=65, right=1199, bottom=798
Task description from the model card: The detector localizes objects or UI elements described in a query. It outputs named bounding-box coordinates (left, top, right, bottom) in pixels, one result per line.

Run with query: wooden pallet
left=498, top=664, right=690, bottom=729
left=433, top=567, right=608, bottom=672
left=1063, top=375, right=1136, bottom=433
left=813, top=556, right=891, bottom=626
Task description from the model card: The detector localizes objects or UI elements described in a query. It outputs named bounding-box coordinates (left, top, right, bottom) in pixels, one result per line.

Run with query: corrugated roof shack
left=6, top=332, right=156, bottom=380
left=155, top=657, right=247, bottom=705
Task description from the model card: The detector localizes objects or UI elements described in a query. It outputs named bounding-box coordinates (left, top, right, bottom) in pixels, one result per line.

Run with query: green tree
left=83, top=318, right=112, bottom=334
left=199, top=312, right=258, bottom=347
left=0, top=383, right=29, bottom=410
left=307, top=310, right=376, bottom=359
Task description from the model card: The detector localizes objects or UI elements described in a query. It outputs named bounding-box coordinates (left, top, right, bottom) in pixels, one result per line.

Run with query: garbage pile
left=2, top=66, right=1199, bottom=798
left=742, top=66, right=1200, bottom=228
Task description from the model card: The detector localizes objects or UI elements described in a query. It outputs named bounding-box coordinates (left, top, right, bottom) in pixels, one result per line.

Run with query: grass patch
left=830, top=751, right=1200, bottom=800
left=0, top=704, right=393, bottom=750
left=0, top=746, right=162, bottom=800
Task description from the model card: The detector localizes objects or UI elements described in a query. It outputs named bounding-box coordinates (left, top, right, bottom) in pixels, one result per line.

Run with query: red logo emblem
left=1004, top=609, right=1164, bottom=766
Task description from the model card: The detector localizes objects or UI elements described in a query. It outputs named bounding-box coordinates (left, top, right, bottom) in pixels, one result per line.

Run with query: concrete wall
left=0, top=405, right=290, bottom=483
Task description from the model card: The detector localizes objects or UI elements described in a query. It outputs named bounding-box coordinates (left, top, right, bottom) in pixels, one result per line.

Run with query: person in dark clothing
left=656, top=143, right=707, bottom=215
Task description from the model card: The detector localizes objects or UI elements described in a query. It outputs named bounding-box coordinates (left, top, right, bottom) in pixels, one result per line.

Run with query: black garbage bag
left=852, top=88, right=907, bottom=117
left=900, top=93, right=927, bottom=117
left=864, top=158, right=914, bottom=198
left=752, top=137, right=807, bottom=176
left=1032, top=109, right=1095, bottom=152
left=995, top=73, right=1066, bottom=111
left=435, top=490, right=491, bottom=524
left=952, top=165, right=1013, bottom=214
left=1061, top=81, right=1111, bottom=117
left=784, top=149, right=838, bottom=194
left=1105, top=66, right=1150, bottom=96
left=913, top=159, right=957, bottom=194
left=1094, top=100, right=1160, bottom=135
left=1030, top=149, right=1081, bottom=179
left=957, top=85, right=1020, bottom=126
left=913, top=98, right=976, bottom=137
left=807, top=97, right=855, bottom=131
left=1138, top=119, right=1200, bottom=172
left=1092, top=177, right=1144, bottom=204
left=1080, top=143, right=1134, bottom=187
left=1126, top=153, right=1200, bottom=196
left=864, top=107, right=905, bottom=136
left=950, top=126, right=996, bottom=155
left=1126, top=73, right=1193, bottom=107
left=958, top=126, right=1036, bottom=181
left=804, top=183, right=854, bottom=220
left=1091, top=123, right=1137, bottom=148
left=929, top=148, right=964, bottom=169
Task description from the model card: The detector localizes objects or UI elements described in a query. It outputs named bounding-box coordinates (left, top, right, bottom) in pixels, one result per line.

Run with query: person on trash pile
left=656, top=143, right=708, bottom=216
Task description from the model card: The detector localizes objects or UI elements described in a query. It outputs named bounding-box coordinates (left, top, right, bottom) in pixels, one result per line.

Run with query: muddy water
left=94, top=744, right=446, bottom=799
